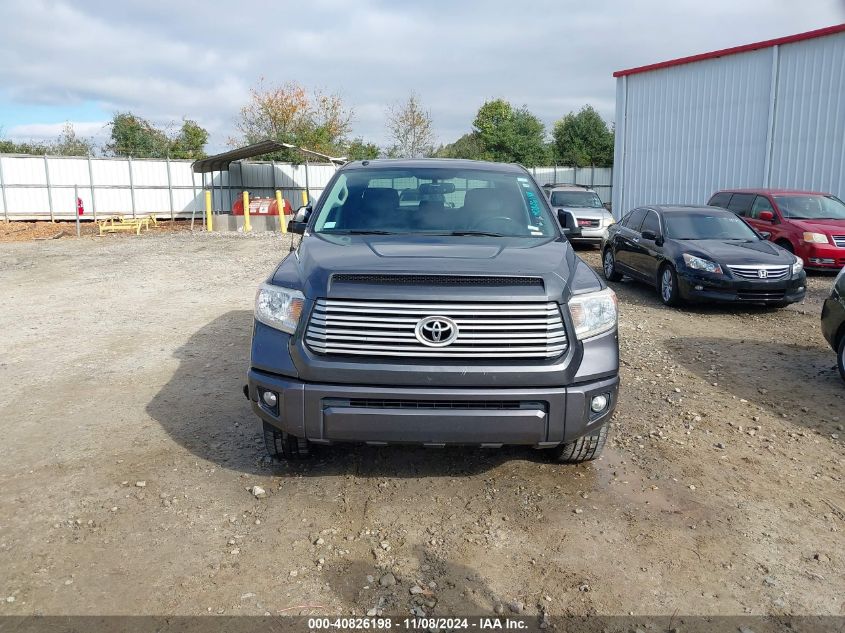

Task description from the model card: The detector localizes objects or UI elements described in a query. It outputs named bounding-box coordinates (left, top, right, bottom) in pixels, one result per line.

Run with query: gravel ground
left=0, top=233, right=842, bottom=617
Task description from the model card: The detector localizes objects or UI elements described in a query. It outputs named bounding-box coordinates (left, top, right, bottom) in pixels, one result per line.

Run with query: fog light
left=694, top=285, right=703, bottom=291
left=590, top=394, right=609, bottom=413
left=261, top=390, right=278, bottom=408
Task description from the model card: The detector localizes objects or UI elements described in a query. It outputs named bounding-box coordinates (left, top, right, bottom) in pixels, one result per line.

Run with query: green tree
left=0, top=138, right=50, bottom=154
left=471, top=99, right=549, bottom=166
left=105, top=113, right=208, bottom=158
left=552, top=105, right=614, bottom=167
left=433, top=132, right=486, bottom=160
left=0, top=123, right=95, bottom=156
left=169, top=120, right=208, bottom=159
left=345, top=138, right=380, bottom=160
left=105, top=113, right=170, bottom=157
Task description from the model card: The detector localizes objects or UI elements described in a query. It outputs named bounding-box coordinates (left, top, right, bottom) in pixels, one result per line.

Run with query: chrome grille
left=727, top=264, right=790, bottom=280
left=305, top=299, right=568, bottom=359
left=833, top=235, right=845, bottom=248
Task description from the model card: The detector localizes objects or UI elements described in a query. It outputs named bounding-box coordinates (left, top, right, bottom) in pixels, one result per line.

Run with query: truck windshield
left=773, top=195, right=845, bottom=220
left=313, top=167, right=557, bottom=237
left=549, top=190, right=603, bottom=208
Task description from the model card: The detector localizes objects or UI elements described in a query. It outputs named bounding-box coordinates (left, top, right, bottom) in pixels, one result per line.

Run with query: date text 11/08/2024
left=307, top=617, right=529, bottom=630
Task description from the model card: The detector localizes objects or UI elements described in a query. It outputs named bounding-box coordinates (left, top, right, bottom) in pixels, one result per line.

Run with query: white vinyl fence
left=0, top=155, right=336, bottom=221
left=0, top=155, right=612, bottom=221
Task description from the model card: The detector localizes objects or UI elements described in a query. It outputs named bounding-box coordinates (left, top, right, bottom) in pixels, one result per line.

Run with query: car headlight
left=255, top=283, right=305, bottom=334
left=683, top=253, right=723, bottom=274
left=803, top=232, right=829, bottom=244
left=568, top=288, right=617, bottom=340
left=792, top=256, right=804, bottom=276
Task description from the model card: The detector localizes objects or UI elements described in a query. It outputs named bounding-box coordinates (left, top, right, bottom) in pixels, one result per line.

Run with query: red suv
left=707, top=189, right=845, bottom=270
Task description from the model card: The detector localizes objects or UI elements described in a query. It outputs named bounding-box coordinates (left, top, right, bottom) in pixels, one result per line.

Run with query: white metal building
left=611, top=24, right=845, bottom=217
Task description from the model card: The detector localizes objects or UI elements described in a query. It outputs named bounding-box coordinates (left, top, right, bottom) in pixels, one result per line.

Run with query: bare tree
left=385, top=94, right=435, bottom=158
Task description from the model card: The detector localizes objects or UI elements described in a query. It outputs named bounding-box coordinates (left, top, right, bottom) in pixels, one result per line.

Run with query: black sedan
left=821, top=267, right=845, bottom=382
left=602, top=205, right=806, bottom=307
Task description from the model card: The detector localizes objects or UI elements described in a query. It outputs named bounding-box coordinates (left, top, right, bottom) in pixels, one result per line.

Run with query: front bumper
left=676, top=270, right=806, bottom=304
left=570, top=227, right=609, bottom=243
left=799, top=243, right=845, bottom=270
left=247, top=371, right=619, bottom=447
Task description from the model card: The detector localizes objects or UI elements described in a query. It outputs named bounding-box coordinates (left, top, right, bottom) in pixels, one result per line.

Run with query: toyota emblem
left=415, top=316, right=459, bottom=347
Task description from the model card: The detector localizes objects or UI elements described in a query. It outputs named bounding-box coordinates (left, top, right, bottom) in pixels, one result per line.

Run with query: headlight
left=255, top=283, right=305, bottom=334
left=803, top=232, right=829, bottom=244
left=683, top=253, right=723, bottom=274
left=792, top=256, right=804, bottom=276
left=568, top=288, right=617, bottom=340
left=603, top=217, right=615, bottom=227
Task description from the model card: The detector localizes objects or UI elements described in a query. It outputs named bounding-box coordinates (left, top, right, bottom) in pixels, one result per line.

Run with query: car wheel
left=263, top=421, right=310, bottom=460
left=602, top=248, right=623, bottom=282
left=659, top=264, right=681, bottom=306
left=551, top=424, right=608, bottom=463
left=838, top=335, right=845, bottom=383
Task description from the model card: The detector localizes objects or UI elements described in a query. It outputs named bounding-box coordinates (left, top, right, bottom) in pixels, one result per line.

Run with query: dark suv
left=821, top=267, right=845, bottom=382
left=246, top=159, right=620, bottom=463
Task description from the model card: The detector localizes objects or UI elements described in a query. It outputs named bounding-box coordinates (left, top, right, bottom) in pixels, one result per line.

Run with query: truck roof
left=340, top=158, right=528, bottom=173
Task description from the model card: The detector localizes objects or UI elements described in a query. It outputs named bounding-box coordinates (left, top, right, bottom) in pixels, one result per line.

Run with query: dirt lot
left=0, top=233, right=842, bottom=617
left=0, top=219, right=192, bottom=243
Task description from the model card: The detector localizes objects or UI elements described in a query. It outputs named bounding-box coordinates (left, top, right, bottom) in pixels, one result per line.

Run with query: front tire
left=551, top=424, right=608, bottom=463
left=263, top=421, right=310, bottom=461
left=603, top=248, right=623, bottom=282
left=838, top=335, right=845, bottom=383
left=659, top=264, right=682, bottom=306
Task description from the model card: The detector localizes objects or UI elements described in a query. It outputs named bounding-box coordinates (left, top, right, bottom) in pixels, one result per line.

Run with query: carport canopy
left=191, top=140, right=346, bottom=173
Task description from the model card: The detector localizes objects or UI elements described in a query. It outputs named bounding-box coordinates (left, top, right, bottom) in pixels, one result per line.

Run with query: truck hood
left=271, top=233, right=596, bottom=301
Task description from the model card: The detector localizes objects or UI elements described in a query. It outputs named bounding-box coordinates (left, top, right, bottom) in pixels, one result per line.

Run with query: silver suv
left=544, top=184, right=614, bottom=246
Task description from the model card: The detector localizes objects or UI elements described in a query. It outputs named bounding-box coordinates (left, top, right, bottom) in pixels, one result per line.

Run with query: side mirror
left=557, top=209, right=582, bottom=238
left=288, top=205, right=311, bottom=235
left=758, top=211, right=774, bottom=222
left=759, top=231, right=772, bottom=240
left=641, top=230, right=664, bottom=246
left=603, top=202, right=612, bottom=212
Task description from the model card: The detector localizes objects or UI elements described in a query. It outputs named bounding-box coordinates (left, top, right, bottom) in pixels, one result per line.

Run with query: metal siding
left=615, top=31, right=845, bottom=213
left=768, top=33, right=845, bottom=197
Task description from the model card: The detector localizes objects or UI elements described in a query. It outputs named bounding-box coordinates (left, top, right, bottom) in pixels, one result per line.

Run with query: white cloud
left=7, top=120, right=109, bottom=140
left=1, top=0, right=842, bottom=150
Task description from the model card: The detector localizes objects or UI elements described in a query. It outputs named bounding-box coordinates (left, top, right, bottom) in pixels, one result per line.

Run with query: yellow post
left=204, top=190, right=213, bottom=232
left=301, top=190, right=308, bottom=207
left=276, top=190, right=287, bottom=234
left=242, top=191, right=251, bottom=232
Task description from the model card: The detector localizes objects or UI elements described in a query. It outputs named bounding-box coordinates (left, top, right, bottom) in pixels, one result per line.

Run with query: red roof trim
left=613, top=23, right=845, bottom=78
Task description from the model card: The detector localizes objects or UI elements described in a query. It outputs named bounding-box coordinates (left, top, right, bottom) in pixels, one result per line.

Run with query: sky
left=0, top=0, right=843, bottom=154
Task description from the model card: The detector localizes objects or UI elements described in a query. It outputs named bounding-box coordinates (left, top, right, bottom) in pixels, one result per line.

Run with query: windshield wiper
left=440, top=230, right=506, bottom=237
left=330, top=229, right=398, bottom=235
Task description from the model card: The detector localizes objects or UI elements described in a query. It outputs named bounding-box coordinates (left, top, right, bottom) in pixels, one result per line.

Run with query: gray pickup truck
left=246, top=159, right=619, bottom=463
